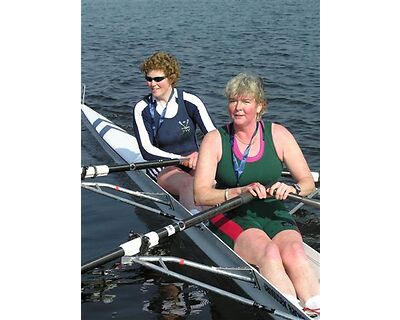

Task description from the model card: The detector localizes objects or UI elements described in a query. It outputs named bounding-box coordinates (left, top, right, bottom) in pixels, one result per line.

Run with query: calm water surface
left=81, top=0, right=319, bottom=318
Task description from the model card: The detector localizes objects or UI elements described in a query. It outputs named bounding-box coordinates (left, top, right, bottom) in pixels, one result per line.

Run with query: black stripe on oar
left=287, top=193, right=320, bottom=208
left=81, top=158, right=186, bottom=179
left=81, top=190, right=256, bottom=274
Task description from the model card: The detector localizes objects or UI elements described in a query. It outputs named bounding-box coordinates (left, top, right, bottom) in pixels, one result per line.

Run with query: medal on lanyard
left=229, top=122, right=259, bottom=186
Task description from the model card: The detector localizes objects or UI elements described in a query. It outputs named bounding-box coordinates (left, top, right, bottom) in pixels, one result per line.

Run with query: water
left=81, top=0, right=319, bottom=318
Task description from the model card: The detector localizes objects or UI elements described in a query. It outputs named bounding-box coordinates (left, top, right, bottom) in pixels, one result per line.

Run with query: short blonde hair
left=225, top=72, right=268, bottom=120
left=140, top=51, right=181, bottom=87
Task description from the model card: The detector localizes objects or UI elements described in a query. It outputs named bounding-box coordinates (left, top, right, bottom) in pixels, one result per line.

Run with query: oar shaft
left=81, top=248, right=124, bottom=274
left=183, top=192, right=255, bottom=229
left=115, top=158, right=185, bottom=172
left=107, top=164, right=131, bottom=173
left=81, top=158, right=186, bottom=179
left=149, top=192, right=256, bottom=243
left=287, top=193, right=320, bottom=208
left=81, top=190, right=257, bottom=273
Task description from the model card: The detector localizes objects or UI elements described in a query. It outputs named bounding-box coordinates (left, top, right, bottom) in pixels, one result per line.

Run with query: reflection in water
left=143, top=281, right=208, bottom=319
left=81, top=266, right=144, bottom=304
left=81, top=262, right=208, bottom=319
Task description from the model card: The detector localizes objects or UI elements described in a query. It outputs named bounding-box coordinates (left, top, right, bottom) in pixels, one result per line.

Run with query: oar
left=81, top=158, right=187, bottom=180
left=287, top=193, right=320, bottom=208
left=81, top=190, right=256, bottom=274
left=271, top=188, right=320, bottom=208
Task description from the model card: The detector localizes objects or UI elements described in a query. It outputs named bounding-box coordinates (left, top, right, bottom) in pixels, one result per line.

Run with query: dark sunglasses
left=145, top=76, right=167, bottom=83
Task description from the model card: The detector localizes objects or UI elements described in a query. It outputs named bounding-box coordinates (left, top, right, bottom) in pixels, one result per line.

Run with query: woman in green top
left=194, top=72, right=320, bottom=312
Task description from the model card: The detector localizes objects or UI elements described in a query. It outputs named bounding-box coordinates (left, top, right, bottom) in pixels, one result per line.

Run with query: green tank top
left=212, top=121, right=296, bottom=242
left=216, top=121, right=283, bottom=189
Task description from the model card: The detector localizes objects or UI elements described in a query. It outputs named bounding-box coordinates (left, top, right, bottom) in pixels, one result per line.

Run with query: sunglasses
left=145, top=76, right=167, bottom=83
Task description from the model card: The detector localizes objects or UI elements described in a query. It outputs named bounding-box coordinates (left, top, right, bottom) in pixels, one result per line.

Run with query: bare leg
left=157, top=166, right=201, bottom=211
left=273, top=230, right=320, bottom=305
left=234, top=228, right=297, bottom=297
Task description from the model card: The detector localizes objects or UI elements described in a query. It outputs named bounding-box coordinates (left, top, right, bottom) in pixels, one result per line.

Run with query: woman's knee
left=281, top=240, right=307, bottom=263
left=263, top=242, right=282, bottom=261
left=234, top=229, right=270, bottom=262
left=157, top=168, right=193, bottom=192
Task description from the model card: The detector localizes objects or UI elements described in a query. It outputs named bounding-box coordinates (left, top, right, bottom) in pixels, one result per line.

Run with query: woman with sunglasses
left=193, top=72, right=320, bottom=315
left=132, top=51, right=215, bottom=212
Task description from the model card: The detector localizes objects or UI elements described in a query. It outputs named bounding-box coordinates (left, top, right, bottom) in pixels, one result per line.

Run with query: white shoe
left=303, top=295, right=320, bottom=318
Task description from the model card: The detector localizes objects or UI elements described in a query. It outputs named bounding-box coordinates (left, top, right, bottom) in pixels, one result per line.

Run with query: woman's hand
left=182, top=152, right=199, bottom=169
left=236, top=182, right=268, bottom=199
left=267, top=182, right=296, bottom=200
left=227, top=182, right=297, bottom=201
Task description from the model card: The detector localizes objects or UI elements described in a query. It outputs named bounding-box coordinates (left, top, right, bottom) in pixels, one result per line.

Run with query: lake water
left=81, top=0, right=319, bottom=318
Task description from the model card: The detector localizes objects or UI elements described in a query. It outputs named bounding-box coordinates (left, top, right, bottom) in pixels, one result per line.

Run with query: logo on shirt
left=179, top=119, right=190, bottom=135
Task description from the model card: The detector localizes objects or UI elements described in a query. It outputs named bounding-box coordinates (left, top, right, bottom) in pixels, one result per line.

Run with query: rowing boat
left=81, top=103, right=320, bottom=320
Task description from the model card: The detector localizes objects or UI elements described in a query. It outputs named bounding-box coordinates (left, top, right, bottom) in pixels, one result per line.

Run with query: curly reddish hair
left=140, top=51, right=181, bottom=87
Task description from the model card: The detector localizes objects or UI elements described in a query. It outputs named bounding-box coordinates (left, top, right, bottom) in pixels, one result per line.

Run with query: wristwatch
left=292, top=183, right=301, bottom=195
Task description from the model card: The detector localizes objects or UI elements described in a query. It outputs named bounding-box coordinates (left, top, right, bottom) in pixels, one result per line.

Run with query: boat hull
left=81, top=103, right=319, bottom=319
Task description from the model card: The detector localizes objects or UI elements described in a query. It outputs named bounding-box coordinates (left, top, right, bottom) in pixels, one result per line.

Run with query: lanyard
left=149, top=89, right=174, bottom=145
left=229, top=121, right=259, bottom=186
